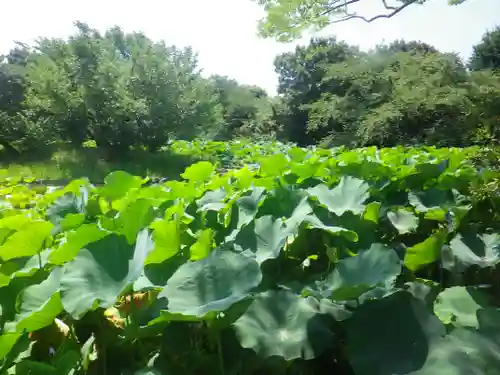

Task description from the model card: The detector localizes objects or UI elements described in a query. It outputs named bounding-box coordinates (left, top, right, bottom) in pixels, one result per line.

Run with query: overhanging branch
left=318, top=0, right=420, bottom=23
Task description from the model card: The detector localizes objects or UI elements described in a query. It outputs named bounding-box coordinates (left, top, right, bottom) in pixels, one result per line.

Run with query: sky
left=1, top=0, right=499, bottom=94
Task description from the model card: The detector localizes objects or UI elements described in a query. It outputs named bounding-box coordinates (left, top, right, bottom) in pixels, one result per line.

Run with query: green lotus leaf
left=284, top=196, right=314, bottom=232
left=404, top=230, right=446, bottom=271
left=404, top=278, right=439, bottom=305
left=146, top=218, right=180, bottom=265
left=0, top=215, right=31, bottom=231
left=408, top=189, right=463, bottom=221
left=101, top=171, right=143, bottom=201
left=60, top=230, right=152, bottom=318
left=303, top=214, right=358, bottom=242
left=0, top=228, right=12, bottom=246
left=434, top=286, right=492, bottom=328
left=318, top=298, right=352, bottom=321
left=364, top=202, right=381, bottom=224
left=415, top=327, right=500, bottom=375
left=226, top=187, right=267, bottom=240
left=59, top=213, right=85, bottom=231
left=281, top=196, right=358, bottom=241
left=50, top=350, right=80, bottom=374
left=181, top=161, right=214, bottom=183
left=196, top=188, right=227, bottom=212
left=116, top=199, right=156, bottom=244
left=347, top=291, right=446, bottom=375
left=0, top=221, right=53, bottom=261
left=258, top=154, right=289, bottom=177
left=164, top=180, right=199, bottom=201
left=327, top=243, right=401, bottom=300
left=0, top=249, right=51, bottom=288
left=233, top=290, right=333, bottom=360
left=387, top=209, right=419, bottom=234
left=189, top=229, right=214, bottom=261
left=449, top=233, right=500, bottom=270
left=134, top=255, right=187, bottom=291
left=49, top=224, right=109, bottom=265
left=4, top=268, right=63, bottom=333
left=233, top=215, right=288, bottom=264
left=408, top=189, right=452, bottom=213
left=159, top=250, right=262, bottom=317
left=0, top=333, right=21, bottom=362
left=46, top=190, right=87, bottom=231
left=307, top=176, right=369, bottom=216
left=6, top=360, right=59, bottom=374
left=288, top=146, right=307, bottom=161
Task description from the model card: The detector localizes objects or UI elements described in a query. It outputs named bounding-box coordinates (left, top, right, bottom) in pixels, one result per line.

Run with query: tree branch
left=381, top=0, right=398, bottom=10
left=317, top=0, right=419, bottom=23
left=330, top=0, right=420, bottom=24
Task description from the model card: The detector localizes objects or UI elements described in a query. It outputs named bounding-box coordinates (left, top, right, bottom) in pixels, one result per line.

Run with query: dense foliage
left=1, top=3, right=500, bottom=374
left=0, top=23, right=275, bottom=156
left=1, top=140, right=500, bottom=374
left=2, top=23, right=500, bottom=159
left=469, top=26, right=500, bottom=72
left=273, top=37, right=500, bottom=147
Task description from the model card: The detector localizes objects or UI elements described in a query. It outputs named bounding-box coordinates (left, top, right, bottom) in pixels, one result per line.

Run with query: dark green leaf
left=347, top=291, right=446, bottom=375
left=327, top=243, right=401, bottom=300
left=159, top=249, right=262, bottom=317
left=449, top=233, right=500, bottom=270
left=387, top=209, right=419, bottom=234
left=234, top=215, right=287, bottom=264
left=234, top=290, right=333, bottom=360
left=60, top=232, right=151, bottom=318
left=307, top=176, right=369, bottom=216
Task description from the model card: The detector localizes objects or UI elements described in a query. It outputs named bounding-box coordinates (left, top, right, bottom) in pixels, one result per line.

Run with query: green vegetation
left=2, top=22, right=500, bottom=175
left=273, top=36, right=500, bottom=148
left=1, top=141, right=500, bottom=374
left=0, top=22, right=278, bottom=164
left=1, top=3, right=500, bottom=374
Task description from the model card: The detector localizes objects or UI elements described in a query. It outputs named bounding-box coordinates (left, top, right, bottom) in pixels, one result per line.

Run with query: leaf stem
left=216, top=330, right=225, bottom=375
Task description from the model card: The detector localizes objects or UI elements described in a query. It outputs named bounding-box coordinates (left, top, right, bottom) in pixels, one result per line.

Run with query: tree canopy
left=469, top=26, right=500, bottom=71
left=0, top=22, right=275, bottom=156
left=272, top=35, right=500, bottom=147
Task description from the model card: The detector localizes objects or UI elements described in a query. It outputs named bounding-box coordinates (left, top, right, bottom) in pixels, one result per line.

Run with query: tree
left=254, top=0, right=467, bottom=42
left=466, top=70, right=500, bottom=144
left=375, top=39, right=439, bottom=55
left=273, top=37, right=359, bottom=144
left=0, top=43, right=29, bottom=114
left=208, top=75, right=278, bottom=140
left=469, top=26, right=500, bottom=71
left=291, top=40, right=477, bottom=147
left=0, top=43, right=42, bottom=155
left=20, top=22, right=224, bottom=154
left=355, top=51, right=473, bottom=146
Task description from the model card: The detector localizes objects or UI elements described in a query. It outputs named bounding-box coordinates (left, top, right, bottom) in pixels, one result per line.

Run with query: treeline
left=0, top=22, right=277, bottom=157
left=1, top=22, right=500, bottom=157
left=273, top=30, right=500, bottom=147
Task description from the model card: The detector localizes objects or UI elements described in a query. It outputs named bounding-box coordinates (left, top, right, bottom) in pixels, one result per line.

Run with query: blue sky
left=1, top=0, right=499, bottom=94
